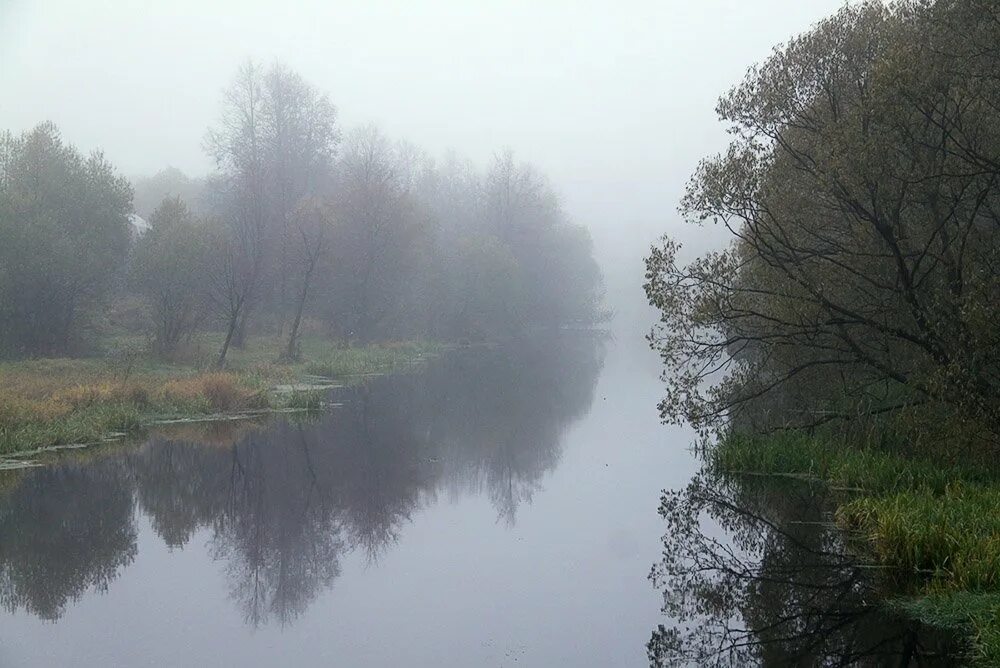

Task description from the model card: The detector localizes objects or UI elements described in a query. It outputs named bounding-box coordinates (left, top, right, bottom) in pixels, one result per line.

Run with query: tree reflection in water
left=0, top=334, right=606, bottom=627
left=0, top=458, right=137, bottom=620
left=647, top=469, right=966, bottom=666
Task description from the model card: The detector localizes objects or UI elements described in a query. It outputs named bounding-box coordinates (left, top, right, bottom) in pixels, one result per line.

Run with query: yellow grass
left=0, top=337, right=440, bottom=454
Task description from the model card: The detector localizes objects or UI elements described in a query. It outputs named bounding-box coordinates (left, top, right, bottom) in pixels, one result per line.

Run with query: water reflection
left=0, top=458, right=137, bottom=620
left=647, top=468, right=966, bottom=666
left=0, top=335, right=605, bottom=627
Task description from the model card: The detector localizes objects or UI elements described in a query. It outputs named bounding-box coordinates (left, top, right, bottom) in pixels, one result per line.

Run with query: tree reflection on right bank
left=647, top=468, right=968, bottom=667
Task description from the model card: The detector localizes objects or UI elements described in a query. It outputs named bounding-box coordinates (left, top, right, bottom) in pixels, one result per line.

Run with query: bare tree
left=262, top=64, right=339, bottom=335
left=205, top=61, right=268, bottom=366
left=281, top=198, right=335, bottom=362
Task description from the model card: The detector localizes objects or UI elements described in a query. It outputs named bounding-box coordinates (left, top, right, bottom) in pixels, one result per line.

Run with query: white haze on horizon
left=0, top=0, right=847, bottom=337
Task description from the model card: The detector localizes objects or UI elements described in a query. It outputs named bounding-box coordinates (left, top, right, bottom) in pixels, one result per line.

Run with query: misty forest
left=2, top=0, right=1000, bottom=667
left=1, top=62, right=606, bottom=362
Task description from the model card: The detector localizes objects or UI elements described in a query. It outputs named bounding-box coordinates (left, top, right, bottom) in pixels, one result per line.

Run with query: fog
left=0, top=0, right=844, bottom=333
left=7, top=3, right=999, bottom=665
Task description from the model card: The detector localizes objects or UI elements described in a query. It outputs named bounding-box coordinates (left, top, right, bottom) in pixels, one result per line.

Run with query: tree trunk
left=282, top=261, right=315, bottom=362
left=232, top=299, right=252, bottom=349
left=216, top=309, right=240, bottom=369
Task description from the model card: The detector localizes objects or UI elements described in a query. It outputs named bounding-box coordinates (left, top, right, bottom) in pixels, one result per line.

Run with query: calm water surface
left=0, top=336, right=694, bottom=667
left=0, top=336, right=963, bottom=666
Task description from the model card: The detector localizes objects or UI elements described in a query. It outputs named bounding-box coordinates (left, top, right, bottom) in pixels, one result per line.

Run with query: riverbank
left=711, top=432, right=1000, bottom=665
left=0, top=336, right=441, bottom=457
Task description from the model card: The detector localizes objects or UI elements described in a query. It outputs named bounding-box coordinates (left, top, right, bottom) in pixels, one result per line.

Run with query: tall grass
left=0, top=402, right=142, bottom=454
left=711, top=430, right=1000, bottom=665
left=283, top=389, right=326, bottom=410
left=839, top=485, right=1000, bottom=591
left=711, top=431, right=993, bottom=494
left=0, top=371, right=262, bottom=454
left=894, top=592, right=1000, bottom=665
left=0, top=337, right=439, bottom=455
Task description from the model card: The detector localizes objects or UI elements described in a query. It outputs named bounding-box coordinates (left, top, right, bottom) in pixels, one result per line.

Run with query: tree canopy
left=0, top=123, right=132, bottom=356
left=0, top=62, right=607, bottom=360
left=645, top=0, right=1000, bottom=442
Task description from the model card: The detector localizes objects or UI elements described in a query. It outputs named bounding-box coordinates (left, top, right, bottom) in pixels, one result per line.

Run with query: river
left=0, top=335, right=964, bottom=666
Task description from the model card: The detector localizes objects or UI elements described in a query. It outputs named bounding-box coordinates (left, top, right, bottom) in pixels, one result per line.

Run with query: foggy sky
left=0, top=0, right=846, bottom=323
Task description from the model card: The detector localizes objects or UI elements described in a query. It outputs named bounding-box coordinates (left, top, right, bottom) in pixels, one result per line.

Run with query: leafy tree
left=449, top=235, right=521, bottom=339
left=396, top=147, right=608, bottom=341
left=483, top=150, right=607, bottom=332
left=321, top=125, right=424, bottom=343
left=645, top=0, right=1000, bottom=441
left=130, top=196, right=217, bottom=355
left=132, top=167, right=207, bottom=219
left=0, top=122, right=132, bottom=356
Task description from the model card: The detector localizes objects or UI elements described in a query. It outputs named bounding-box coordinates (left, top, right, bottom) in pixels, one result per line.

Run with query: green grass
left=0, top=335, right=440, bottom=456
left=711, top=431, right=993, bottom=494
left=283, top=389, right=326, bottom=411
left=0, top=403, right=144, bottom=455
left=301, top=341, right=442, bottom=378
left=839, top=485, right=1000, bottom=591
left=712, top=430, right=1000, bottom=665
left=894, top=593, right=1000, bottom=666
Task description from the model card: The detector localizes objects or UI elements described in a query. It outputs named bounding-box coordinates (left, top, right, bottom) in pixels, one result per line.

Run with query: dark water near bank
left=0, top=336, right=964, bottom=666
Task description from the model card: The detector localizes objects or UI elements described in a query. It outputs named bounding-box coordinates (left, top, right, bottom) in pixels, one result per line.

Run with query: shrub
left=199, top=373, right=242, bottom=411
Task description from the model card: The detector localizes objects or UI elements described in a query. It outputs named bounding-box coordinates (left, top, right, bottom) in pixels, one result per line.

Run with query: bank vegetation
left=644, top=0, right=1000, bottom=662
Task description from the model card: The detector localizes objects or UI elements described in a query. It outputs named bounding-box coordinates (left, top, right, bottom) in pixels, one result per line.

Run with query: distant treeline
left=0, top=62, right=608, bottom=362
left=645, top=0, right=1000, bottom=445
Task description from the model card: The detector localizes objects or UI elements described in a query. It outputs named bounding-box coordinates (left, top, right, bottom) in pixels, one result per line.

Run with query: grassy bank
left=0, top=336, right=441, bottom=456
left=710, top=432, right=1000, bottom=665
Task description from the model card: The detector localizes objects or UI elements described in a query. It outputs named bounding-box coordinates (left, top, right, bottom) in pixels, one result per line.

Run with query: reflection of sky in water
left=0, top=335, right=694, bottom=667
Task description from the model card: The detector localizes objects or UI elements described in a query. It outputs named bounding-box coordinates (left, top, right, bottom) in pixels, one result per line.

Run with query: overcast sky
left=0, top=0, right=847, bottom=320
